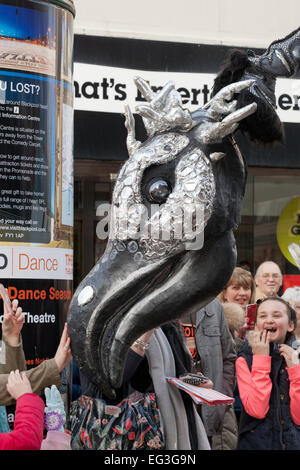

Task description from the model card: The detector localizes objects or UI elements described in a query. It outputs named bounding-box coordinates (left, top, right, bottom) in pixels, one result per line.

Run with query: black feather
left=212, top=49, right=250, bottom=96
left=212, top=49, right=284, bottom=145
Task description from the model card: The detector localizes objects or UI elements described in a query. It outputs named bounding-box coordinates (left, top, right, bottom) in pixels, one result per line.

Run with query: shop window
left=73, top=160, right=121, bottom=289
left=74, top=181, right=83, bottom=209
left=234, top=175, right=254, bottom=272
left=237, top=172, right=300, bottom=282
left=74, top=161, right=300, bottom=291
left=73, top=219, right=82, bottom=288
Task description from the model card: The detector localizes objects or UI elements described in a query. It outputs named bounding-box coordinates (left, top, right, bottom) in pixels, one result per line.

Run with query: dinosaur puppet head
left=67, top=77, right=257, bottom=398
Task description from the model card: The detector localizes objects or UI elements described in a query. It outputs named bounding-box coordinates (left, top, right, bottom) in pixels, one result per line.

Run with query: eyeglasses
left=260, top=274, right=282, bottom=279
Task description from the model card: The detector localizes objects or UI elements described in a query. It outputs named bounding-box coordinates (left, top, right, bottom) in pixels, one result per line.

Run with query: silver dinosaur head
left=68, top=77, right=257, bottom=398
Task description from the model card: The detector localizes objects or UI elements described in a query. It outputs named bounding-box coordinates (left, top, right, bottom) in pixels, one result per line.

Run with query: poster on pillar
left=0, top=0, right=75, bottom=385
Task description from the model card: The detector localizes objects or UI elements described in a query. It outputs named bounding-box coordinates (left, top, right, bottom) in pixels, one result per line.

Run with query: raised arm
left=0, top=296, right=26, bottom=374
left=0, top=323, right=72, bottom=406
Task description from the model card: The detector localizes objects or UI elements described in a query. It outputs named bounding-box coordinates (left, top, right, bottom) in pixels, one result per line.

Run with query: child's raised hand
left=54, top=323, right=72, bottom=372
left=6, top=370, right=32, bottom=400
left=247, top=328, right=270, bottom=356
left=279, top=344, right=300, bottom=368
left=2, top=297, right=24, bottom=346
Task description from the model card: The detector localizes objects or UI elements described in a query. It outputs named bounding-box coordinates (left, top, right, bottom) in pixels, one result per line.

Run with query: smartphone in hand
left=0, top=284, right=14, bottom=315
left=245, top=303, right=257, bottom=330
left=180, top=373, right=210, bottom=385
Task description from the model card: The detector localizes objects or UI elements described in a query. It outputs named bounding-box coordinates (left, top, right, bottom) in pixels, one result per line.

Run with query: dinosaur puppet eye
left=146, top=178, right=171, bottom=204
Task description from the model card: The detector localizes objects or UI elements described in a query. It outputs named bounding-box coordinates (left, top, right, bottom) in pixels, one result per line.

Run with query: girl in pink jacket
left=236, top=297, right=300, bottom=450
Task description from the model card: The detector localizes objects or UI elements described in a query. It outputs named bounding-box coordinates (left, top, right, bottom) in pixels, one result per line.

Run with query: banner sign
left=74, top=63, right=300, bottom=124
left=0, top=246, right=73, bottom=280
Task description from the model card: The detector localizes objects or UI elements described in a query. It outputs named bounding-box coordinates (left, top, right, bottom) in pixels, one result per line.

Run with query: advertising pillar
left=0, top=0, right=75, bottom=382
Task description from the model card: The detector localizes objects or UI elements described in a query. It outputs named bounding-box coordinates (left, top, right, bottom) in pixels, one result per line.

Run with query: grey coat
left=194, top=299, right=236, bottom=437
left=146, top=328, right=211, bottom=450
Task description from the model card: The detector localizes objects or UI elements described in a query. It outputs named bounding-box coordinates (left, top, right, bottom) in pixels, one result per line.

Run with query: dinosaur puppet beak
left=67, top=240, right=177, bottom=398
left=68, top=230, right=236, bottom=399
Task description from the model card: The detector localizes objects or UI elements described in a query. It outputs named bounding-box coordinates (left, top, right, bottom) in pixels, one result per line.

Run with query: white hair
left=281, top=286, right=300, bottom=303
left=255, top=261, right=282, bottom=278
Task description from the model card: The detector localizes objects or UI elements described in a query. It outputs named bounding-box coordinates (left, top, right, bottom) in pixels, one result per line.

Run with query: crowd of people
left=1, top=260, right=300, bottom=451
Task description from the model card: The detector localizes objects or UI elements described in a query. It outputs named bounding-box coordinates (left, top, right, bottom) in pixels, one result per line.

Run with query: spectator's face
left=255, top=299, right=293, bottom=343
left=255, top=263, right=282, bottom=297
left=223, top=282, right=252, bottom=309
left=290, top=300, right=300, bottom=324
